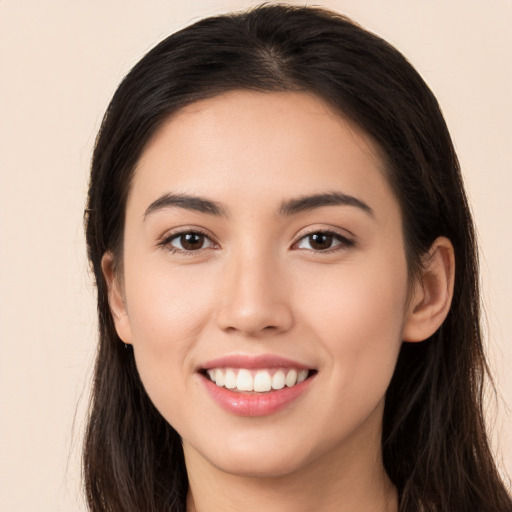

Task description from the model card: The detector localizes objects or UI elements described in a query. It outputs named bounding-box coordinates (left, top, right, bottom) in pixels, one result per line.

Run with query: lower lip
left=201, top=374, right=314, bottom=416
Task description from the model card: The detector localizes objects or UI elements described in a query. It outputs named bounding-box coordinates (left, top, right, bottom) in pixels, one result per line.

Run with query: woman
left=83, top=4, right=512, bottom=511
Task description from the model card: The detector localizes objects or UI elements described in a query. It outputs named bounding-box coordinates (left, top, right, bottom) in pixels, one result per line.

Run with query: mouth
left=201, top=367, right=315, bottom=393
left=198, top=354, right=317, bottom=416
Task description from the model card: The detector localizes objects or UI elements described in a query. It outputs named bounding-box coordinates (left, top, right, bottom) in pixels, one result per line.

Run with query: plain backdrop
left=0, top=1, right=510, bottom=510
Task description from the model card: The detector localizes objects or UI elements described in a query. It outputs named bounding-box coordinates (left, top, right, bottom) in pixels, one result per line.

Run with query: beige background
left=0, top=0, right=510, bottom=510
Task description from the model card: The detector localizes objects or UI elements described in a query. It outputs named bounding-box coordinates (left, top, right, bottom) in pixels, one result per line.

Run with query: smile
left=199, top=355, right=317, bottom=416
left=206, top=367, right=310, bottom=393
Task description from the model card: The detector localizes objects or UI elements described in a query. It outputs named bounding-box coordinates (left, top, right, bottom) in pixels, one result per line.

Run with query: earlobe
left=402, top=237, right=455, bottom=342
left=101, top=252, right=133, bottom=344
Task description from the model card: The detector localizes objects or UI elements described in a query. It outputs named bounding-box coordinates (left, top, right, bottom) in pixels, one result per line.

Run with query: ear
left=101, top=252, right=133, bottom=344
left=402, top=237, right=455, bottom=342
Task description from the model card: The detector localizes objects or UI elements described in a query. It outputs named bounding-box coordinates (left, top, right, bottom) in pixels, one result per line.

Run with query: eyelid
left=157, top=227, right=219, bottom=254
left=157, top=225, right=355, bottom=255
left=291, top=227, right=355, bottom=252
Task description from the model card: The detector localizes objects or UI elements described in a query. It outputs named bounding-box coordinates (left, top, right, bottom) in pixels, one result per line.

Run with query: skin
left=103, top=91, right=455, bottom=512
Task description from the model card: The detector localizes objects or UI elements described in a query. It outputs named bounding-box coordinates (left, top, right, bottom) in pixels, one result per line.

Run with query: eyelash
left=294, top=228, right=355, bottom=253
left=158, top=228, right=355, bottom=255
left=157, top=228, right=217, bottom=256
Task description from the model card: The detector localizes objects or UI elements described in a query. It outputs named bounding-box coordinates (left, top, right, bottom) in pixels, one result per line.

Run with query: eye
left=161, top=230, right=216, bottom=253
left=294, top=230, right=353, bottom=252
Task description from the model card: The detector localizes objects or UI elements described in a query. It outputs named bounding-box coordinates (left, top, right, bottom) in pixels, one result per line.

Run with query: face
left=109, top=91, right=415, bottom=478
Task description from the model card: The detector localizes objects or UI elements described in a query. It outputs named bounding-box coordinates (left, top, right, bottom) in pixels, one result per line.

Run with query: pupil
left=310, top=233, right=332, bottom=250
left=181, top=233, right=203, bottom=250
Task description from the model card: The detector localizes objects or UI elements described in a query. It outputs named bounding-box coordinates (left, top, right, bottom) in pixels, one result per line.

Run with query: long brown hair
left=84, top=4, right=512, bottom=511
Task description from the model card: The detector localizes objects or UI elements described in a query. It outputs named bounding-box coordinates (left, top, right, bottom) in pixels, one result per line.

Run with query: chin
left=213, top=452, right=310, bottom=479
left=181, top=426, right=312, bottom=478
left=189, top=434, right=317, bottom=479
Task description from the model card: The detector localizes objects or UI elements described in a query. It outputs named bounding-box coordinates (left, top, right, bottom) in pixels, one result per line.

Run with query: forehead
left=129, top=90, right=396, bottom=219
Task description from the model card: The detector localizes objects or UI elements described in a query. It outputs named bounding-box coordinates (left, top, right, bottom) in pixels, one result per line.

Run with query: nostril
left=214, top=269, right=294, bottom=335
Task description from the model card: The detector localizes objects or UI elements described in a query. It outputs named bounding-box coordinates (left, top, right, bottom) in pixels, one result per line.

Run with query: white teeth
left=297, top=369, right=308, bottom=383
left=224, top=369, right=237, bottom=389
left=254, top=370, right=272, bottom=392
left=206, top=367, right=310, bottom=393
left=214, top=368, right=225, bottom=387
left=271, top=370, right=285, bottom=390
left=285, top=369, right=298, bottom=387
left=236, top=369, right=253, bottom=391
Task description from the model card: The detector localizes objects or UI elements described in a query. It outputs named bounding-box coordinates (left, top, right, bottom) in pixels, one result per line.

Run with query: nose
left=215, top=248, right=294, bottom=338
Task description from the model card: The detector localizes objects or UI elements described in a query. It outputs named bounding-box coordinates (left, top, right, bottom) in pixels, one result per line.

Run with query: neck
left=185, top=407, right=397, bottom=512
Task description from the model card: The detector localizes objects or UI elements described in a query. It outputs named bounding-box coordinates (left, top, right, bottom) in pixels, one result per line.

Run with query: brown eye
left=295, top=231, right=353, bottom=252
left=180, top=233, right=204, bottom=250
left=308, top=233, right=334, bottom=251
left=167, top=231, right=214, bottom=252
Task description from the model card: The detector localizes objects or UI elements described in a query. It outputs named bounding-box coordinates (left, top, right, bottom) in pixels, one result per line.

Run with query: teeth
left=271, top=370, right=285, bottom=390
left=297, top=369, right=308, bottom=383
left=206, top=367, right=310, bottom=393
left=224, top=369, right=237, bottom=389
left=254, top=371, right=272, bottom=392
left=285, top=369, right=297, bottom=387
left=214, top=368, right=225, bottom=387
left=236, top=369, right=253, bottom=391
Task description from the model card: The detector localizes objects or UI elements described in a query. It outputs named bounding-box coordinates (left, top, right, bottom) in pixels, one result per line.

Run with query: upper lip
left=199, top=354, right=314, bottom=371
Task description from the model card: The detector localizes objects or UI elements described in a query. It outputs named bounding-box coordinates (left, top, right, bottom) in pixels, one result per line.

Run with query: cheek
left=125, top=260, right=212, bottom=345
left=122, top=262, right=215, bottom=408
left=299, top=258, right=408, bottom=391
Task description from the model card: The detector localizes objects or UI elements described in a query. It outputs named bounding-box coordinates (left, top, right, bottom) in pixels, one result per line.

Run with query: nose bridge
left=215, top=240, right=293, bottom=336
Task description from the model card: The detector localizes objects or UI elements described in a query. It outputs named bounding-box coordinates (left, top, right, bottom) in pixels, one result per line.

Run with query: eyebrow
left=144, top=193, right=228, bottom=219
left=143, top=191, right=374, bottom=219
left=278, top=192, right=374, bottom=217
